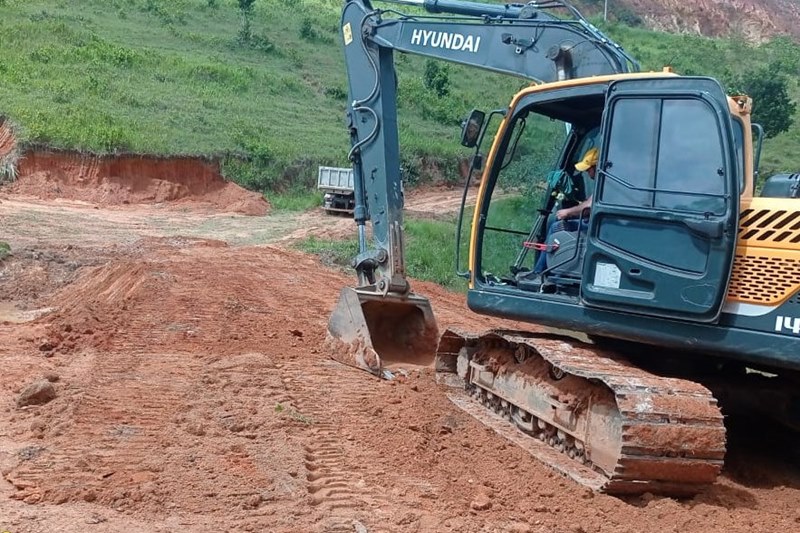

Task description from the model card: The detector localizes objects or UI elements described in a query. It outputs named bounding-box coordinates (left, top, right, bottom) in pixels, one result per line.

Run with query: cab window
left=602, top=97, right=727, bottom=215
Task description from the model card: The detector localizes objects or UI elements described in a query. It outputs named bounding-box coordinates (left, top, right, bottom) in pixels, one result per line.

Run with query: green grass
left=296, top=215, right=468, bottom=290
left=269, top=189, right=323, bottom=211
left=0, top=0, right=509, bottom=191
left=298, top=194, right=538, bottom=292
left=298, top=234, right=358, bottom=269
left=404, top=218, right=467, bottom=291
left=0, top=0, right=798, bottom=194
left=480, top=194, right=541, bottom=278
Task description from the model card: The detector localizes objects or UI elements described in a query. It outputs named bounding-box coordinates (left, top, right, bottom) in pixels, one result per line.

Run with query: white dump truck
left=318, top=166, right=355, bottom=215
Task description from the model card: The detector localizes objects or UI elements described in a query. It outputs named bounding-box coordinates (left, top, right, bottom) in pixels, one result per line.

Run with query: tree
left=238, top=0, right=257, bottom=44
left=729, top=63, right=797, bottom=138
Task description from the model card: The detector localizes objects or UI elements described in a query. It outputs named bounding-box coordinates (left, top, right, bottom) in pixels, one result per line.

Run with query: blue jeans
left=533, top=218, right=586, bottom=274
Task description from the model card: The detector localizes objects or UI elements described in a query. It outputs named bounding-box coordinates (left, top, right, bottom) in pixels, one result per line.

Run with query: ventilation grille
left=739, top=209, right=800, bottom=244
left=729, top=255, right=800, bottom=304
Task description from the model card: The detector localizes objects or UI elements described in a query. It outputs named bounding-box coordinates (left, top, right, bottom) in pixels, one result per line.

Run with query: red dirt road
left=1, top=165, right=800, bottom=532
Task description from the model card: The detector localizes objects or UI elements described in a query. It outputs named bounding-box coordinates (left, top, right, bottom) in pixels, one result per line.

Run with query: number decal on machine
left=775, top=316, right=800, bottom=335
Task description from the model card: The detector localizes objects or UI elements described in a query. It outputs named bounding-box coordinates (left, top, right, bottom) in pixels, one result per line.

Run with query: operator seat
left=542, top=128, right=599, bottom=287
left=542, top=219, right=588, bottom=285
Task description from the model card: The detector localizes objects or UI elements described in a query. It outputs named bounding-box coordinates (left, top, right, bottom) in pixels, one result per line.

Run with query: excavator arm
left=341, top=0, right=637, bottom=294
left=328, top=0, right=638, bottom=376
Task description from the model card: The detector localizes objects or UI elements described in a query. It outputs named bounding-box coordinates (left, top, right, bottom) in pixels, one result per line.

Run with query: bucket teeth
left=437, top=328, right=726, bottom=496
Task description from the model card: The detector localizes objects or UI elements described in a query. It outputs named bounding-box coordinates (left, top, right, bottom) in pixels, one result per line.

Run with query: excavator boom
left=330, top=0, right=638, bottom=377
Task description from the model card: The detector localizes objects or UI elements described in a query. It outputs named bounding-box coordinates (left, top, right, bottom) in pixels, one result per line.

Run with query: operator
left=532, top=147, right=598, bottom=276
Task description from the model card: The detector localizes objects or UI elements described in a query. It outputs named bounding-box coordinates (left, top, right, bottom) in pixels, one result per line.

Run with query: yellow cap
left=575, top=147, right=599, bottom=172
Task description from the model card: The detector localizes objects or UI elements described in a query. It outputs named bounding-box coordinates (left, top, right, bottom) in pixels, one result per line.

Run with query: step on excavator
left=327, top=0, right=800, bottom=496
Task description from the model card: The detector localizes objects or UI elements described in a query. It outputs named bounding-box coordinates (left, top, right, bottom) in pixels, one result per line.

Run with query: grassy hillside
left=0, top=0, right=798, bottom=192
left=0, top=0, right=514, bottom=191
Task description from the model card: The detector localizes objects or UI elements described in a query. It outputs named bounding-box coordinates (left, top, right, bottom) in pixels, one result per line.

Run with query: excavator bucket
left=326, top=287, right=438, bottom=377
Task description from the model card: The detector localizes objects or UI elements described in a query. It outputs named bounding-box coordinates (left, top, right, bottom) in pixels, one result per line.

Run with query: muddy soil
left=6, top=146, right=268, bottom=216
left=1, top=164, right=800, bottom=532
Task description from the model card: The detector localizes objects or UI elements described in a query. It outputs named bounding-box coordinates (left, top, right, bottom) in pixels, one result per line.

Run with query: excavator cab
left=469, top=76, right=740, bottom=327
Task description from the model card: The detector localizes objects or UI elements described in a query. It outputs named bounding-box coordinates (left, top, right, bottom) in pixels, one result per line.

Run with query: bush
left=94, top=122, right=132, bottom=152
left=615, top=7, right=643, bottom=27
left=77, top=37, right=143, bottom=68
left=249, top=32, right=276, bottom=53
left=300, top=18, right=316, bottom=41
left=143, top=0, right=188, bottom=26
left=423, top=60, right=450, bottom=98
left=323, top=85, right=347, bottom=100
left=0, top=242, right=11, bottom=261
left=298, top=17, right=332, bottom=44
left=764, top=36, right=800, bottom=76
left=237, top=0, right=257, bottom=45
left=400, top=76, right=464, bottom=127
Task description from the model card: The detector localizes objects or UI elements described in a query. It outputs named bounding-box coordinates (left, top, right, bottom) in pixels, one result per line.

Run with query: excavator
left=327, top=0, right=800, bottom=496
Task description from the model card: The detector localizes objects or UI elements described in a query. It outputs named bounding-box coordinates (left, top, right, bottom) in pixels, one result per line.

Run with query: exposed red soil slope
left=8, top=151, right=269, bottom=215
left=623, top=0, right=800, bottom=41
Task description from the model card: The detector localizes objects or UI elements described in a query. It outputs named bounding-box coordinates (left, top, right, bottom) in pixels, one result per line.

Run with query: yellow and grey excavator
left=328, top=0, right=800, bottom=496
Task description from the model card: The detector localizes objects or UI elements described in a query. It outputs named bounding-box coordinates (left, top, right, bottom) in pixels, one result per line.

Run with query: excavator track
left=436, top=329, right=726, bottom=496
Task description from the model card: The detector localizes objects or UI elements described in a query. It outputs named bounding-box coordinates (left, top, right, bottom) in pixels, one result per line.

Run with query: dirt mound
left=9, top=150, right=269, bottom=215
left=0, top=245, right=105, bottom=311
left=32, top=237, right=231, bottom=356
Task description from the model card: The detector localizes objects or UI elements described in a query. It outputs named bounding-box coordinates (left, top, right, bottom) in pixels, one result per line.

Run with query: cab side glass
left=461, top=109, right=485, bottom=148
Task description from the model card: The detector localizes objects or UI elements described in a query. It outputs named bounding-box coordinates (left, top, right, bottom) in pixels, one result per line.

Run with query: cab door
left=581, top=77, right=738, bottom=322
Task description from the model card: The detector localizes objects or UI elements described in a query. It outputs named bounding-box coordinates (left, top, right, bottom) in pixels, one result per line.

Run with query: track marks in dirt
left=7, top=348, right=203, bottom=506
left=5, top=349, right=311, bottom=523
left=280, top=359, right=395, bottom=530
